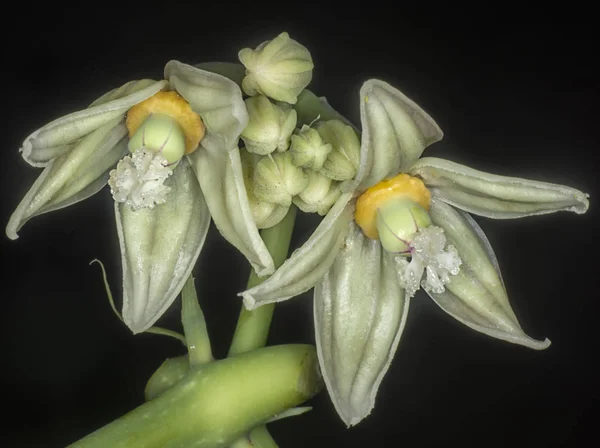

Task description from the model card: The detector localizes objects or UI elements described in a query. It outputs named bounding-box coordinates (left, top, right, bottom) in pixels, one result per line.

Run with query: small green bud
left=254, top=152, right=308, bottom=207
left=289, top=125, right=333, bottom=170
left=128, top=113, right=186, bottom=164
left=241, top=95, right=297, bottom=155
left=293, top=170, right=342, bottom=216
left=240, top=148, right=290, bottom=228
left=238, top=32, right=314, bottom=104
left=316, top=120, right=360, bottom=181
left=376, top=198, right=432, bottom=254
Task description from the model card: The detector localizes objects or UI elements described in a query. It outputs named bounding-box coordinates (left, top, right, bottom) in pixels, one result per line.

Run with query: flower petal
left=188, top=142, right=274, bottom=276
left=88, top=79, right=162, bottom=108
left=116, top=157, right=210, bottom=334
left=164, top=60, right=248, bottom=151
left=193, top=62, right=246, bottom=86
left=410, top=157, right=589, bottom=218
left=6, top=118, right=128, bottom=240
left=315, top=221, right=409, bottom=427
left=347, top=79, right=443, bottom=192
left=22, top=80, right=166, bottom=167
left=240, top=193, right=354, bottom=309
left=426, top=198, right=550, bottom=350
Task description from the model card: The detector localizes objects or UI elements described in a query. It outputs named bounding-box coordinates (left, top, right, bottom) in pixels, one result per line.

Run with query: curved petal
left=193, top=62, right=246, bottom=87
left=164, top=60, right=248, bottom=151
left=116, top=157, right=210, bottom=334
left=88, top=79, right=162, bottom=108
left=22, top=80, right=166, bottom=166
left=315, top=221, right=409, bottom=427
left=6, top=119, right=128, bottom=240
left=346, top=79, right=443, bottom=192
left=410, top=157, right=589, bottom=218
left=240, top=193, right=355, bottom=309
left=188, top=142, right=274, bottom=276
left=426, top=198, right=550, bottom=350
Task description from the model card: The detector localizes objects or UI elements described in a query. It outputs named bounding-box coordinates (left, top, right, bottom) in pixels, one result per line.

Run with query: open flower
left=240, top=80, right=590, bottom=426
left=6, top=61, right=276, bottom=333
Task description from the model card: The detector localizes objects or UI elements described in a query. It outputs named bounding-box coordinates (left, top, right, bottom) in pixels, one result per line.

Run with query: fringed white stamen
left=108, top=148, right=173, bottom=210
left=395, top=226, right=462, bottom=297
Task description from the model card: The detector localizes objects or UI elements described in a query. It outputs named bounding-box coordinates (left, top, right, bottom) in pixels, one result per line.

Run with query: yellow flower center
left=355, top=173, right=431, bottom=239
left=126, top=91, right=205, bottom=155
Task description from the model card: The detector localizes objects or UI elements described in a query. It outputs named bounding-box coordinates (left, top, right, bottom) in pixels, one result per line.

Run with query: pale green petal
left=193, top=62, right=246, bottom=86
left=21, top=80, right=166, bottom=166
left=347, top=79, right=443, bottom=192
left=188, top=142, right=274, bottom=276
left=240, top=193, right=354, bottom=309
left=6, top=119, right=128, bottom=240
left=88, top=79, right=161, bottom=107
left=315, top=221, right=409, bottom=427
left=116, top=158, right=210, bottom=334
left=410, top=157, right=589, bottom=218
left=426, top=199, right=550, bottom=350
left=164, top=60, right=248, bottom=151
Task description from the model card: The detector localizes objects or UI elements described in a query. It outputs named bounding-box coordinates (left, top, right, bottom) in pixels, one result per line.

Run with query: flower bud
left=253, top=152, right=308, bottom=206
left=240, top=148, right=290, bottom=228
left=238, top=32, right=314, bottom=104
left=128, top=113, right=186, bottom=164
left=293, top=170, right=342, bottom=216
left=241, top=95, right=297, bottom=155
left=316, top=120, right=360, bottom=181
left=289, top=125, right=333, bottom=170
left=376, top=198, right=432, bottom=254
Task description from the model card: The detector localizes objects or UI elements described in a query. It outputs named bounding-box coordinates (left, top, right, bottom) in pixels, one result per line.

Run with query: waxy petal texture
left=348, top=79, right=443, bottom=192
left=241, top=193, right=355, bottom=309
left=165, top=61, right=248, bottom=152
left=426, top=199, right=550, bottom=349
left=189, top=142, right=274, bottom=276
left=410, top=157, right=589, bottom=218
left=22, top=80, right=166, bottom=166
left=7, top=119, right=128, bottom=239
left=315, top=221, right=409, bottom=427
left=116, top=158, right=210, bottom=333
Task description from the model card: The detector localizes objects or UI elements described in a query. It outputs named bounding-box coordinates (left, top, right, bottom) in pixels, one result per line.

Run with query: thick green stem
left=69, top=344, right=321, bottom=448
left=228, top=206, right=297, bottom=357
left=144, top=355, right=189, bottom=401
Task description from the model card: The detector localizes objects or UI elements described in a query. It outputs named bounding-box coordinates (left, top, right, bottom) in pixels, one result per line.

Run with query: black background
left=1, top=5, right=598, bottom=447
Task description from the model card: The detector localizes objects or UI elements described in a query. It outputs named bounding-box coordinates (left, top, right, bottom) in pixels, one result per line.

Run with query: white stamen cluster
left=108, top=148, right=173, bottom=210
left=395, top=226, right=462, bottom=297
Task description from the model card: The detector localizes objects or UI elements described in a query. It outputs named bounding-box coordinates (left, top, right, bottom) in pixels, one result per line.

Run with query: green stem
left=69, top=344, right=321, bottom=448
left=227, top=207, right=297, bottom=448
left=181, top=275, right=213, bottom=365
left=228, top=206, right=297, bottom=357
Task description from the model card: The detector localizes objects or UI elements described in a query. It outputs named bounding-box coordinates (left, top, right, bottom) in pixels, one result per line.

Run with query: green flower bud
left=254, top=152, right=308, bottom=207
left=376, top=198, right=432, bottom=254
left=241, top=95, right=297, bottom=155
left=240, top=148, right=290, bottom=228
left=316, top=120, right=360, bottom=181
left=289, top=125, right=333, bottom=170
left=238, top=32, right=314, bottom=104
left=128, top=113, right=186, bottom=164
left=293, top=170, right=342, bottom=216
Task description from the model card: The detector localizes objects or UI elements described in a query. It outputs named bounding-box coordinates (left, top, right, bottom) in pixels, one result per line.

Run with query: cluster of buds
left=239, top=115, right=361, bottom=226
left=238, top=32, right=361, bottom=227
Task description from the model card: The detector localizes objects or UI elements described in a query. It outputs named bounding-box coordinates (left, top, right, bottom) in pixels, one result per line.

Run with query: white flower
left=240, top=79, right=589, bottom=427
left=6, top=61, right=277, bottom=334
